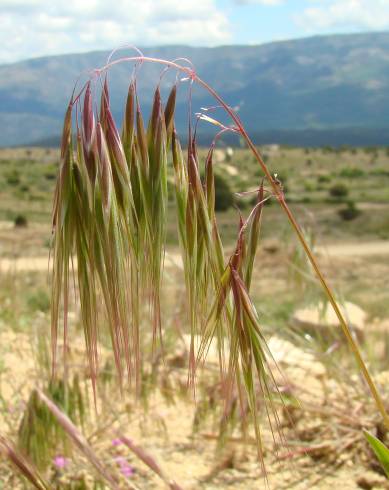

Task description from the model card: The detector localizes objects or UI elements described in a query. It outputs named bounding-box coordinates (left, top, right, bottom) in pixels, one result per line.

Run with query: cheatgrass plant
left=50, top=49, right=389, bottom=473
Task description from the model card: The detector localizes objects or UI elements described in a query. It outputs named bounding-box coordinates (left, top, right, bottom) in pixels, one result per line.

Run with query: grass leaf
left=364, top=430, right=389, bottom=478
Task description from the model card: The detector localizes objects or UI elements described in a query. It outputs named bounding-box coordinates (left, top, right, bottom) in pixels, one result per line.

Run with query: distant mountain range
left=2, top=32, right=389, bottom=147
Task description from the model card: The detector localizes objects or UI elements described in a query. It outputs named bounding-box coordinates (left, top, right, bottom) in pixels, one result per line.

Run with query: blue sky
left=1, top=0, right=389, bottom=63
left=217, top=0, right=308, bottom=45
left=220, top=0, right=389, bottom=44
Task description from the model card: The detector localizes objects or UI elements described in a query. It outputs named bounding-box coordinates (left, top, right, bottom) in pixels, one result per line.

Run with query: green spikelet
left=18, top=376, right=87, bottom=470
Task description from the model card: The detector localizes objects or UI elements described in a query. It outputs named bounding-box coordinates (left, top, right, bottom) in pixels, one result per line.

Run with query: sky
left=1, top=0, right=389, bottom=64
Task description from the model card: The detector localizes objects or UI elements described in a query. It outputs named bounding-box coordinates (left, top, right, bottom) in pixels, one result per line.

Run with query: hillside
left=2, top=32, right=389, bottom=146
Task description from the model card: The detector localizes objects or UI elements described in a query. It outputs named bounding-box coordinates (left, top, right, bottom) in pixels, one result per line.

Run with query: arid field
left=0, top=145, right=389, bottom=489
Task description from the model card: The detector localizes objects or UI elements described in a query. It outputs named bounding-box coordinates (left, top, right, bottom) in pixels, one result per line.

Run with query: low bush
left=317, top=174, right=331, bottom=183
left=14, top=214, right=28, bottom=227
left=6, top=170, right=20, bottom=186
left=27, top=289, right=51, bottom=312
left=214, top=173, right=234, bottom=211
left=329, top=183, right=349, bottom=200
left=339, top=167, right=365, bottom=178
left=19, top=184, right=30, bottom=192
left=338, top=201, right=361, bottom=221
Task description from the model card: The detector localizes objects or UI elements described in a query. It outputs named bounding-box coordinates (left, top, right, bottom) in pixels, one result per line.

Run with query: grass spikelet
left=51, top=98, right=76, bottom=376
left=243, top=183, right=264, bottom=290
left=0, top=435, right=49, bottom=489
left=37, top=390, right=120, bottom=489
left=120, top=435, right=184, bottom=490
left=195, top=198, right=284, bottom=470
left=52, top=78, right=178, bottom=394
left=144, top=87, right=169, bottom=346
left=82, top=82, right=97, bottom=185
left=18, top=377, right=86, bottom=470
left=122, top=82, right=135, bottom=159
left=164, top=84, right=176, bottom=145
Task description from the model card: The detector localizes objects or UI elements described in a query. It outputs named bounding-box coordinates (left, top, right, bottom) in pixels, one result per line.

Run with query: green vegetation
left=14, top=214, right=28, bottom=228
left=338, top=200, right=362, bottom=221
left=329, top=182, right=349, bottom=200
left=214, top=173, right=233, bottom=211
left=1, top=145, right=389, bottom=238
left=18, top=377, right=85, bottom=470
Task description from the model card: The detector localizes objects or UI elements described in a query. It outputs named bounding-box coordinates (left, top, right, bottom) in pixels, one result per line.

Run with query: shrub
left=364, top=146, right=378, bottom=155
left=14, top=214, right=28, bottom=228
left=338, top=201, right=361, bottom=221
left=6, top=170, right=20, bottom=186
left=27, top=289, right=50, bottom=312
left=371, top=168, right=389, bottom=177
left=329, top=183, right=349, bottom=199
left=214, top=173, right=233, bottom=211
left=304, top=180, right=315, bottom=192
left=19, top=184, right=30, bottom=192
left=44, top=171, right=56, bottom=180
left=323, top=146, right=334, bottom=153
left=317, top=174, right=331, bottom=183
left=339, top=167, right=365, bottom=178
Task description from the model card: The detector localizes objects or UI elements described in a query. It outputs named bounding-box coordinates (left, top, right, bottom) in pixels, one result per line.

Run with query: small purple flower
left=53, top=455, right=68, bottom=469
left=114, top=456, right=135, bottom=478
left=121, top=465, right=134, bottom=478
left=112, top=438, right=122, bottom=447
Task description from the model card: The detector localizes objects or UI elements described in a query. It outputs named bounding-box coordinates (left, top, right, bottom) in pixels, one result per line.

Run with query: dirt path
left=0, top=256, right=51, bottom=272
left=0, top=240, right=388, bottom=273
left=317, top=240, right=389, bottom=257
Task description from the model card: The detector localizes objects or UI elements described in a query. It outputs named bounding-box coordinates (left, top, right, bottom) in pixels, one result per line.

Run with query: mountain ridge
left=2, top=31, right=389, bottom=147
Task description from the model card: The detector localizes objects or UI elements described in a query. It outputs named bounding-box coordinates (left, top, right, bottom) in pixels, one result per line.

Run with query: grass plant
left=49, top=52, right=389, bottom=457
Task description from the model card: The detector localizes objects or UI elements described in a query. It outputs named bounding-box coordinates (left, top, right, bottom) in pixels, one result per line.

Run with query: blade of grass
left=364, top=430, right=389, bottom=478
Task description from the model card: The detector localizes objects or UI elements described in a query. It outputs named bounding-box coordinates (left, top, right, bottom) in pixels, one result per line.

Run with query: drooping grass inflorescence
left=51, top=51, right=389, bottom=469
left=51, top=63, right=285, bottom=462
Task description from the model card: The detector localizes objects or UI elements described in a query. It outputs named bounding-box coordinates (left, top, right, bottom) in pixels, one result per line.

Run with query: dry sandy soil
left=1, top=219, right=389, bottom=489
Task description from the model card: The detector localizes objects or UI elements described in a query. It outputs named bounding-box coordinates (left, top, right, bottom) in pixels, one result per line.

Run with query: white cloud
left=297, top=0, right=389, bottom=32
left=0, top=0, right=230, bottom=63
left=235, top=0, right=284, bottom=4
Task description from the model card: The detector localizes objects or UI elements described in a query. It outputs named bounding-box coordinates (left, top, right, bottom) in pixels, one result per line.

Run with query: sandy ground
left=318, top=241, right=389, bottom=257
left=0, top=240, right=389, bottom=273
left=1, top=219, right=389, bottom=488
left=1, top=327, right=388, bottom=490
